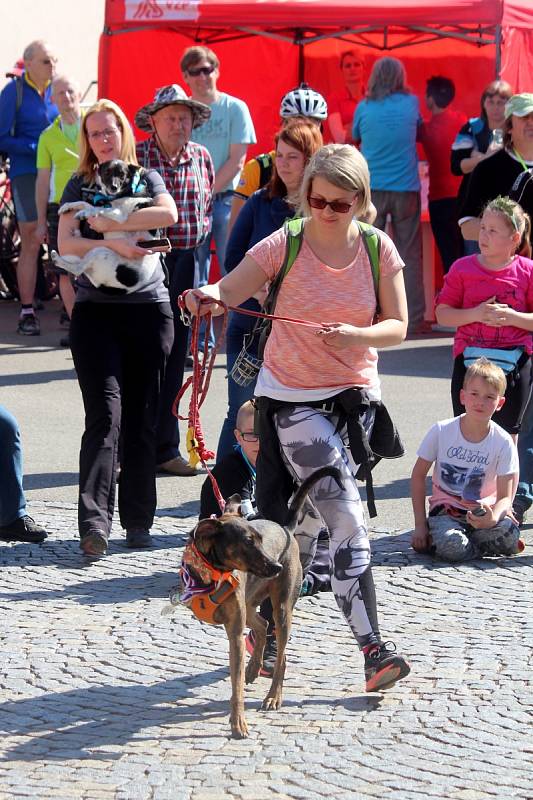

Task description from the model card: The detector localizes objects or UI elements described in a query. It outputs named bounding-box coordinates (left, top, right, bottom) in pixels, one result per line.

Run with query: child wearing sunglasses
left=186, top=143, right=411, bottom=693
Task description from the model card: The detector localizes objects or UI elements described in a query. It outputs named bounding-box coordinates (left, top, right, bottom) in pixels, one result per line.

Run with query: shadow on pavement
left=0, top=368, right=75, bottom=387
left=24, top=471, right=79, bottom=489
left=0, top=674, right=382, bottom=761
left=379, top=343, right=453, bottom=379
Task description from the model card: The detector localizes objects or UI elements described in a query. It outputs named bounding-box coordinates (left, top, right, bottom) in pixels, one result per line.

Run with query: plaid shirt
left=136, top=137, right=214, bottom=250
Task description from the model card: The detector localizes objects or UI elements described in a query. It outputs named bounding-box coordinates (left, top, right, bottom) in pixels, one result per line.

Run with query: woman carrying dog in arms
left=58, top=99, right=177, bottom=556
left=185, top=144, right=411, bottom=692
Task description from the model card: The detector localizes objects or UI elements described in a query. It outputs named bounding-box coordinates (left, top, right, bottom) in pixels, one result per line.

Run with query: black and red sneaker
left=245, top=629, right=278, bottom=678
left=364, top=641, right=410, bottom=692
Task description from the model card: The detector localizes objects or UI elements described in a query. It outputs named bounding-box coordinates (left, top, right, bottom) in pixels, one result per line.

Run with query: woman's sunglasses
left=187, top=65, right=216, bottom=77
left=308, top=195, right=356, bottom=214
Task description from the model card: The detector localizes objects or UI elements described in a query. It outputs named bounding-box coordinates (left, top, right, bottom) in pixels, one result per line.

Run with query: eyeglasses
left=41, top=58, right=57, bottom=65
left=238, top=431, right=259, bottom=442
left=308, top=195, right=357, bottom=214
left=187, top=65, right=215, bottom=77
left=87, top=127, right=120, bottom=142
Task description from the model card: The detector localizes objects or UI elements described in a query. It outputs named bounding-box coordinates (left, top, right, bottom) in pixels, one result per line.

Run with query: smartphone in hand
left=137, top=238, right=171, bottom=253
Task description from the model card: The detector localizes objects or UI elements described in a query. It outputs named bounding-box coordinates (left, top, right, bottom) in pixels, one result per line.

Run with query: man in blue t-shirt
left=181, top=45, right=256, bottom=299
left=0, top=40, right=58, bottom=336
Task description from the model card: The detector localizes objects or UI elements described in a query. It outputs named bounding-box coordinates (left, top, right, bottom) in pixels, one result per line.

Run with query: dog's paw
left=74, top=209, right=97, bottom=221
left=245, top=661, right=260, bottom=685
left=261, top=692, right=283, bottom=711
left=230, top=713, right=249, bottom=739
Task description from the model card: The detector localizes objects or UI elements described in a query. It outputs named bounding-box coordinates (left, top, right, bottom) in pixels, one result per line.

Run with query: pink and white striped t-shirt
left=247, top=225, right=404, bottom=394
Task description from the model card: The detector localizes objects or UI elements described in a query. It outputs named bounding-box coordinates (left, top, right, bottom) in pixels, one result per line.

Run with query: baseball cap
left=504, top=93, right=533, bottom=119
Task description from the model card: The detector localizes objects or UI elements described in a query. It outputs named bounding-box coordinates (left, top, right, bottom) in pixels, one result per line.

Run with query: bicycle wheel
left=0, top=198, right=20, bottom=298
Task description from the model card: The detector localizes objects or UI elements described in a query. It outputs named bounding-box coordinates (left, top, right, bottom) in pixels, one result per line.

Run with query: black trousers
left=156, top=248, right=197, bottom=464
left=70, top=301, right=174, bottom=538
left=428, top=197, right=464, bottom=274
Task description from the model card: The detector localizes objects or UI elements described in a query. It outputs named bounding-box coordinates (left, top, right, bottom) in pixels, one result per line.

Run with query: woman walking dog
left=58, top=99, right=177, bottom=556
left=185, top=144, right=410, bottom=692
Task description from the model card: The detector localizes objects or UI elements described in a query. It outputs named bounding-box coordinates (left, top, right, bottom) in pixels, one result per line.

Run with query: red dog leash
left=174, top=291, right=325, bottom=513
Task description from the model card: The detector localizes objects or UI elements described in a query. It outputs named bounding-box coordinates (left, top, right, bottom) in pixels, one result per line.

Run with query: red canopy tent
left=99, top=0, right=532, bottom=152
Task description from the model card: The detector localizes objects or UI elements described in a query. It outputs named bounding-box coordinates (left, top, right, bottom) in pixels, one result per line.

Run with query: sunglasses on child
left=307, top=195, right=357, bottom=214
left=187, top=65, right=216, bottom=77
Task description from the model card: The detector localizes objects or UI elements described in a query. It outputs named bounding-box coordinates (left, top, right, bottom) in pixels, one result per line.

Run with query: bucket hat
left=134, top=84, right=211, bottom=132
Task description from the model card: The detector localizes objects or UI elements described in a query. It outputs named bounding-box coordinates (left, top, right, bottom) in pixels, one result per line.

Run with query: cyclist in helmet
left=228, top=83, right=327, bottom=230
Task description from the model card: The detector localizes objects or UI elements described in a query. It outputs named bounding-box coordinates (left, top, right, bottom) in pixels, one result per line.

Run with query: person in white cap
left=135, top=84, right=215, bottom=477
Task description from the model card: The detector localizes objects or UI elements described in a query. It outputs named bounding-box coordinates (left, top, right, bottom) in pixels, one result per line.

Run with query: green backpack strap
left=282, top=216, right=305, bottom=274
left=262, top=217, right=304, bottom=317
left=356, top=221, right=381, bottom=296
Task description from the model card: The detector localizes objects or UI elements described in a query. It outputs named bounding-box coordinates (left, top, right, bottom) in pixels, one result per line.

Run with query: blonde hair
left=235, top=400, right=256, bottom=432
left=77, top=99, right=138, bottom=181
left=483, top=196, right=532, bottom=258
left=299, top=144, right=371, bottom=219
left=463, top=357, right=506, bottom=396
left=367, top=57, right=408, bottom=100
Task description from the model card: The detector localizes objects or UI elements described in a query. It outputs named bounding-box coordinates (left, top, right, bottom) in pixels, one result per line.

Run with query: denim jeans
left=196, top=192, right=233, bottom=350
left=372, top=189, right=424, bottom=329
left=0, top=405, right=26, bottom=526
left=156, top=249, right=197, bottom=464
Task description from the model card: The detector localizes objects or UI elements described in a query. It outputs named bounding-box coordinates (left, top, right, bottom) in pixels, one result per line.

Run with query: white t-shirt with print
left=417, top=416, right=518, bottom=511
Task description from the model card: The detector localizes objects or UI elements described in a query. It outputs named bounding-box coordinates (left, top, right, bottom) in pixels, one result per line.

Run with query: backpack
left=256, top=153, right=274, bottom=190
left=230, top=217, right=382, bottom=387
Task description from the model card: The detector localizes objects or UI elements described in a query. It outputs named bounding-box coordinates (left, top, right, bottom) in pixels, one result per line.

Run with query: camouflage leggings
left=428, top=511, right=520, bottom=562
left=274, top=404, right=379, bottom=648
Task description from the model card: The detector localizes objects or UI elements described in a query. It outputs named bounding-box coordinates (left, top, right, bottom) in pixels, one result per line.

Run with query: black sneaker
left=364, top=641, right=410, bottom=692
left=80, top=529, right=108, bottom=556
left=17, top=314, right=40, bottom=336
left=245, top=629, right=278, bottom=678
left=0, top=515, right=48, bottom=543
left=125, top=529, right=154, bottom=549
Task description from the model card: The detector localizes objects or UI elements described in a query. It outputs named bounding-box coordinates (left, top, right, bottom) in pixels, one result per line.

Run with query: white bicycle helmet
left=280, top=83, right=328, bottom=120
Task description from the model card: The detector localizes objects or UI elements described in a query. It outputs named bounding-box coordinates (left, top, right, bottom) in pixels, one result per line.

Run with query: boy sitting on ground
left=411, top=358, right=523, bottom=562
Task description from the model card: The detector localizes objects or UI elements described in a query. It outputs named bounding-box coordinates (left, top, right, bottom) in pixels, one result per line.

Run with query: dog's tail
left=284, top=466, right=344, bottom=535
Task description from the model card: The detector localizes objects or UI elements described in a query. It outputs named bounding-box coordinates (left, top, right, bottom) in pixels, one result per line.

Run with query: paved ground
left=0, top=299, right=532, bottom=800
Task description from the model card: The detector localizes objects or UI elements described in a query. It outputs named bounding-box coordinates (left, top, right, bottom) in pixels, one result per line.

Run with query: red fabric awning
left=105, top=0, right=502, bottom=29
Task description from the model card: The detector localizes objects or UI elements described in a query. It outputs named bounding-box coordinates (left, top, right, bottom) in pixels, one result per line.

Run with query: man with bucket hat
left=135, top=84, right=215, bottom=476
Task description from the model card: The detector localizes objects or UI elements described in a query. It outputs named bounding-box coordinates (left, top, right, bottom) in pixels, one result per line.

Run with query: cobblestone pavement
left=1, top=304, right=532, bottom=799
left=1, top=500, right=531, bottom=800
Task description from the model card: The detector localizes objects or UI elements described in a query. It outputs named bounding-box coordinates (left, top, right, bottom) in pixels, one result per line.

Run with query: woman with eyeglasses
left=185, top=144, right=411, bottom=692
left=57, top=99, right=177, bottom=557
left=216, top=119, right=323, bottom=461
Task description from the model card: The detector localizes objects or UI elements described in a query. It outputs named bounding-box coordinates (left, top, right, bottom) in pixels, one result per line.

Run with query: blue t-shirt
left=0, top=74, right=58, bottom=178
left=191, top=92, right=256, bottom=192
left=353, top=93, right=421, bottom=192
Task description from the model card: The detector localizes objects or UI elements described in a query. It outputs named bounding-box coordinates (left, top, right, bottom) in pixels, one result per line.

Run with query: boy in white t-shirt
left=411, top=358, right=523, bottom=562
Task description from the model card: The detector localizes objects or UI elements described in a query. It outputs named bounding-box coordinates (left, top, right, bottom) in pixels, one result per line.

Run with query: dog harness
left=178, top=541, right=239, bottom=625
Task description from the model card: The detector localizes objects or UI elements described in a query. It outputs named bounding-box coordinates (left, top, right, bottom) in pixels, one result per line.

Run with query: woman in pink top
left=436, top=196, right=533, bottom=437
left=185, top=144, right=410, bottom=693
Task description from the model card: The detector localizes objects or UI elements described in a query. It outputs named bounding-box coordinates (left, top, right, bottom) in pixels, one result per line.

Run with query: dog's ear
left=194, top=517, right=221, bottom=544
left=224, top=494, right=242, bottom=516
left=128, top=163, right=140, bottom=179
